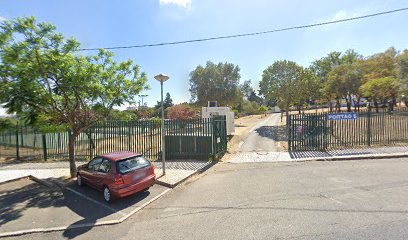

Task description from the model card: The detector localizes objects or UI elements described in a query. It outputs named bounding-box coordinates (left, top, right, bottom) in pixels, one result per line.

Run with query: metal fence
left=0, top=118, right=228, bottom=161
left=288, top=108, right=408, bottom=151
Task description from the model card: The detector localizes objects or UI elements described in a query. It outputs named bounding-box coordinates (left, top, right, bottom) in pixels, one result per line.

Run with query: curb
left=225, top=152, right=408, bottom=164
left=312, top=153, right=408, bottom=162
left=0, top=175, right=32, bottom=186
left=0, top=188, right=172, bottom=238
left=28, top=175, right=55, bottom=188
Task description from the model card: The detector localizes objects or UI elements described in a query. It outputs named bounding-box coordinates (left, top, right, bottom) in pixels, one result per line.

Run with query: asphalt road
left=239, top=113, right=282, bottom=152
left=9, top=158, right=408, bottom=240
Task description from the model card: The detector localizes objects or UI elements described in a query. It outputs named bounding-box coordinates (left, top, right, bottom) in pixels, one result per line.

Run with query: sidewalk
left=224, top=146, right=408, bottom=163
left=0, top=159, right=214, bottom=187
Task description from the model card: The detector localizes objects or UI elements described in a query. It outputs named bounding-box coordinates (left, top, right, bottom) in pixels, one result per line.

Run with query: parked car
left=77, top=151, right=156, bottom=203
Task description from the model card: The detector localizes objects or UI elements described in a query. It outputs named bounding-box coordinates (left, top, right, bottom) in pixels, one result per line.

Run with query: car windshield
left=116, top=155, right=150, bottom=174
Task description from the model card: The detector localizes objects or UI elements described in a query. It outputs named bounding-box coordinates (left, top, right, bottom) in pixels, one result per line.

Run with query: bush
left=242, top=101, right=260, bottom=115
left=167, top=104, right=196, bottom=120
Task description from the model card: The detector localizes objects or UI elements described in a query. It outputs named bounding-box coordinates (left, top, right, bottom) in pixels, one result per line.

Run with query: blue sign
left=327, top=112, right=358, bottom=120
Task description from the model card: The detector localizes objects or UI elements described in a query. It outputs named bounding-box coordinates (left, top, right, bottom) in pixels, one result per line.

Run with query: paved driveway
left=0, top=178, right=169, bottom=238
left=8, top=158, right=408, bottom=240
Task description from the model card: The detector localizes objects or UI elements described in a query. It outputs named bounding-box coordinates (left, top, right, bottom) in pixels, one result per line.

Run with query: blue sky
left=0, top=0, right=407, bottom=114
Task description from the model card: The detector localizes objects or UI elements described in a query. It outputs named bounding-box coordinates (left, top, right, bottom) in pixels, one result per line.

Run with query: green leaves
left=0, top=16, right=149, bottom=131
left=189, top=61, right=242, bottom=107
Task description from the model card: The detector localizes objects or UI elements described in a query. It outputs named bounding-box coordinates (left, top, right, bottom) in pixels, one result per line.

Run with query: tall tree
left=155, top=92, right=174, bottom=109
left=0, top=17, right=148, bottom=177
left=359, top=77, right=399, bottom=112
left=240, top=80, right=254, bottom=99
left=310, top=50, right=362, bottom=111
left=397, top=49, right=408, bottom=106
left=360, top=47, right=398, bottom=109
left=259, top=60, right=318, bottom=117
left=325, top=63, right=363, bottom=112
left=189, top=61, right=243, bottom=107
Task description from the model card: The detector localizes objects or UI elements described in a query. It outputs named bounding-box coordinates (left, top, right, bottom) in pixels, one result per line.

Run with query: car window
left=116, top=155, right=150, bottom=174
left=88, top=157, right=103, bottom=171
left=98, top=159, right=111, bottom=173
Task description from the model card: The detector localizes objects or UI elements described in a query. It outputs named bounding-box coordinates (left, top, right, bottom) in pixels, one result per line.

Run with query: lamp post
left=154, top=73, right=169, bottom=175
left=139, top=94, right=148, bottom=107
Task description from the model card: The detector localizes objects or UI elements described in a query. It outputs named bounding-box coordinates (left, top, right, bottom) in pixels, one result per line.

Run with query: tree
left=0, top=17, right=148, bottom=177
left=361, top=47, right=397, bottom=81
left=248, top=91, right=263, bottom=105
left=397, top=49, right=408, bottom=106
left=107, top=109, right=136, bottom=121
left=310, top=50, right=362, bottom=111
left=189, top=61, right=243, bottom=107
left=240, top=80, right=254, bottom=99
left=135, top=107, right=157, bottom=119
left=359, top=77, right=399, bottom=112
left=325, top=63, right=363, bottom=112
left=241, top=100, right=260, bottom=115
left=155, top=92, right=173, bottom=109
left=258, top=105, right=268, bottom=116
left=360, top=48, right=398, bottom=109
left=167, top=104, right=196, bottom=120
left=259, top=60, right=319, bottom=117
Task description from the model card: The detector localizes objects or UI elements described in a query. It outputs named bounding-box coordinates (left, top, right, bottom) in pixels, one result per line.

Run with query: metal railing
left=0, top=118, right=228, bottom=161
left=288, top=108, right=408, bottom=151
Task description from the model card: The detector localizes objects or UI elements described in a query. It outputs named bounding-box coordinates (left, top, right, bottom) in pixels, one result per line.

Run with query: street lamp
left=138, top=94, right=148, bottom=107
left=154, top=73, right=169, bottom=175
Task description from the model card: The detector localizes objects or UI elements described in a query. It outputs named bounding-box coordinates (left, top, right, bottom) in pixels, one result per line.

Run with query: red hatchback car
left=76, top=151, right=156, bottom=203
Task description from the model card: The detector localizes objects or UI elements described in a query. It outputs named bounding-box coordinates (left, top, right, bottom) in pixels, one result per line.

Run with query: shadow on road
left=255, top=126, right=288, bottom=142
left=62, top=184, right=150, bottom=239
left=0, top=177, right=150, bottom=239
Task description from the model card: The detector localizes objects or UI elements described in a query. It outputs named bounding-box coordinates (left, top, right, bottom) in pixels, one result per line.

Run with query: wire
left=77, top=7, right=408, bottom=51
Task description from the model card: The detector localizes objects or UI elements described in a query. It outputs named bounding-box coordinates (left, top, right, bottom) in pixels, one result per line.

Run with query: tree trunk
left=336, top=98, right=341, bottom=112
left=374, top=100, right=379, bottom=113
left=356, top=96, right=361, bottom=112
left=345, top=95, right=351, bottom=112
left=68, top=131, right=78, bottom=178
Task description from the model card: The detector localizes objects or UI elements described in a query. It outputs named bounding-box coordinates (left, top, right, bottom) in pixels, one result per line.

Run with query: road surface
left=8, top=158, right=408, bottom=240
left=238, top=113, right=283, bottom=153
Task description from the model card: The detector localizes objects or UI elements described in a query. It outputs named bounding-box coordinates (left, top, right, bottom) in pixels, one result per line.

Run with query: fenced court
left=288, top=108, right=408, bottom=151
left=0, top=117, right=227, bottom=161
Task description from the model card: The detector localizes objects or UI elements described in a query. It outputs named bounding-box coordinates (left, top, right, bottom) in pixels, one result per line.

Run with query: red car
left=76, top=151, right=156, bottom=203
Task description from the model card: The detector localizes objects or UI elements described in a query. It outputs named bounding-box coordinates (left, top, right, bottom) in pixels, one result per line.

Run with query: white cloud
left=0, top=16, right=7, bottom=22
left=159, top=0, right=191, bottom=8
left=331, top=10, right=348, bottom=21
left=331, top=10, right=361, bottom=21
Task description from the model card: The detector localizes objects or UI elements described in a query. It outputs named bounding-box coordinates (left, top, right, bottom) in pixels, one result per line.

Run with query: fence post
left=287, top=115, right=292, bottom=151
left=15, top=125, right=20, bottom=160
left=367, top=109, right=372, bottom=146
left=42, top=134, right=47, bottom=161
left=88, top=130, right=93, bottom=159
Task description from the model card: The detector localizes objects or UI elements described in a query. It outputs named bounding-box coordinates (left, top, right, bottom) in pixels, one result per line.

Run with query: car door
left=95, top=158, right=112, bottom=190
left=82, top=157, right=103, bottom=188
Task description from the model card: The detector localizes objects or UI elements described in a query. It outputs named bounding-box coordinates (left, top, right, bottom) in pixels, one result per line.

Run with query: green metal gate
left=213, top=116, right=228, bottom=157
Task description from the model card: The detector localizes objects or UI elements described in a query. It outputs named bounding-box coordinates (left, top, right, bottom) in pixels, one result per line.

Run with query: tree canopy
left=259, top=60, right=320, bottom=116
left=0, top=17, right=148, bottom=176
left=189, top=61, right=243, bottom=107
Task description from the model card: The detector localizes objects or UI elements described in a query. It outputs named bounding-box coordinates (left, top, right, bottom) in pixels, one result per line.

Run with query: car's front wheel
left=77, top=174, right=84, bottom=187
left=103, top=186, right=112, bottom=203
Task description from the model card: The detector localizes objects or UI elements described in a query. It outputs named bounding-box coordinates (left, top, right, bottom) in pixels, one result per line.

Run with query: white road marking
left=66, top=187, right=126, bottom=217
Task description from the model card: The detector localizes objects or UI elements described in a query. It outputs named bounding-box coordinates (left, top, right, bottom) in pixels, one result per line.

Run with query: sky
left=0, top=0, right=407, bottom=115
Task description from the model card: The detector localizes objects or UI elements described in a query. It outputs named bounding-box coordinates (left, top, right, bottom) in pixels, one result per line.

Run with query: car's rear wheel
left=77, top=174, right=84, bottom=187
left=103, top=186, right=112, bottom=203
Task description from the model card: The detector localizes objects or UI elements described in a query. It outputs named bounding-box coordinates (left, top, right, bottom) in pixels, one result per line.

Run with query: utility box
left=202, top=106, right=235, bottom=136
